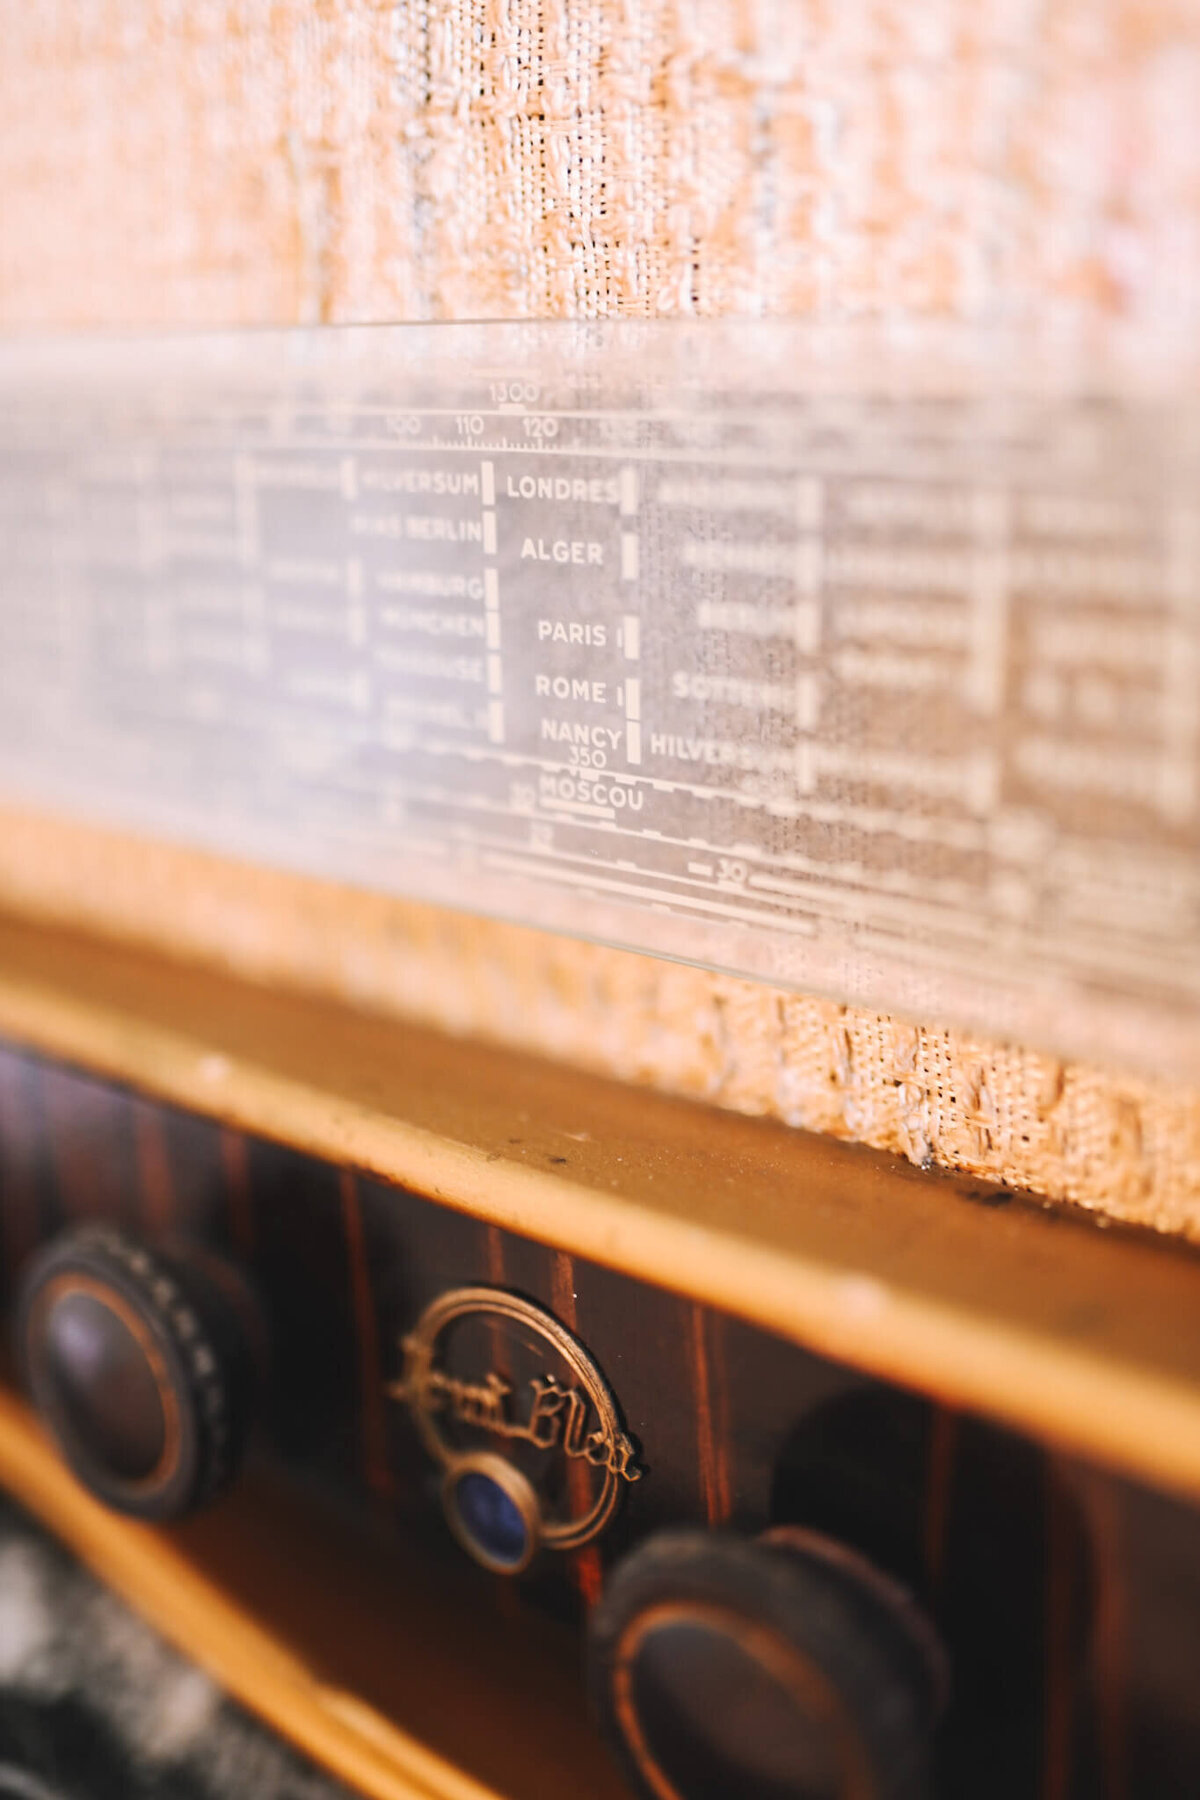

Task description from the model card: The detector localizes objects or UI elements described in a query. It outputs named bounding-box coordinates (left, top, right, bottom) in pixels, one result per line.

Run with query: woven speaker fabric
left=2, top=1, right=1198, bottom=333
left=2, top=2, right=1200, bottom=1235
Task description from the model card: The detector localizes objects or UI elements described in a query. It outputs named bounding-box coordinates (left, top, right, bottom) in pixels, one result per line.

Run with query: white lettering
left=539, top=720, right=624, bottom=749
left=648, top=733, right=797, bottom=775
left=361, top=468, right=480, bottom=497
left=539, top=773, right=645, bottom=811
left=671, top=670, right=799, bottom=711
left=521, top=538, right=604, bottom=565
left=535, top=675, right=608, bottom=703
left=505, top=474, right=619, bottom=505
left=379, top=608, right=486, bottom=638
left=535, top=619, right=608, bottom=647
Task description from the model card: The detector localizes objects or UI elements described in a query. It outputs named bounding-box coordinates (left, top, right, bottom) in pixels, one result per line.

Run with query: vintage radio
left=1, top=314, right=1200, bottom=1800
left=3, top=918, right=1200, bottom=1800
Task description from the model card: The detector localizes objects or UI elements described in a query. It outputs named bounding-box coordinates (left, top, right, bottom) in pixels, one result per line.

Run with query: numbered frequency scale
left=1, top=322, right=1198, bottom=1074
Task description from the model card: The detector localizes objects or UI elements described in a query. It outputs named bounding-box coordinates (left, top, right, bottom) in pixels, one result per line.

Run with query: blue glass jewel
left=452, top=1469, right=529, bottom=1568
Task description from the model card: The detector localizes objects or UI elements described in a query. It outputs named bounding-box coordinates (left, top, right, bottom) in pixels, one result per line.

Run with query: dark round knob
left=587, top=1527, right=947, bottom=1800
left=16, top=1226, right=257, bottom=1520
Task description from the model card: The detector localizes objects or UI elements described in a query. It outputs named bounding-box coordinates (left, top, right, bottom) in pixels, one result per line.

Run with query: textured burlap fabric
left=2, top=1, right=1199, bottom=1233
left=2, top=807, right=1199, bottom=1240
left=5, top=2, right=1199, bottom=332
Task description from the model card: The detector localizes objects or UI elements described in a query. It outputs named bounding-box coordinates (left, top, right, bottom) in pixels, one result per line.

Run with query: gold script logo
left=388, top=1287, right=642, bottom=1556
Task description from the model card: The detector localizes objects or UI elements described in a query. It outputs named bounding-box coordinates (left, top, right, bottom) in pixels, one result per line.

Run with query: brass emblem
left=388, top=1286, right=642, bottom=1572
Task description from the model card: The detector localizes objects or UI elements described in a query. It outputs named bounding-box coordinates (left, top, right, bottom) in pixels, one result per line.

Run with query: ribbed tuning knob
left=587, top=1526, right=947, bottom=1800
left=16, top=1226, right=258, bottom=1520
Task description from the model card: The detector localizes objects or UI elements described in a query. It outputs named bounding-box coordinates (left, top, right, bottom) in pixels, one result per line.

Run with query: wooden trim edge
left=3, top=932, right=1200, bottom=1505
left=0, top=1389, right=504, bottom=1800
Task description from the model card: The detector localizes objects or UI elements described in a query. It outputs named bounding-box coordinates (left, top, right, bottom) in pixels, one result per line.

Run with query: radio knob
left=16, top=1226, right=258, bottom=1520
left=587, top=1526, right=947, bottom=1800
